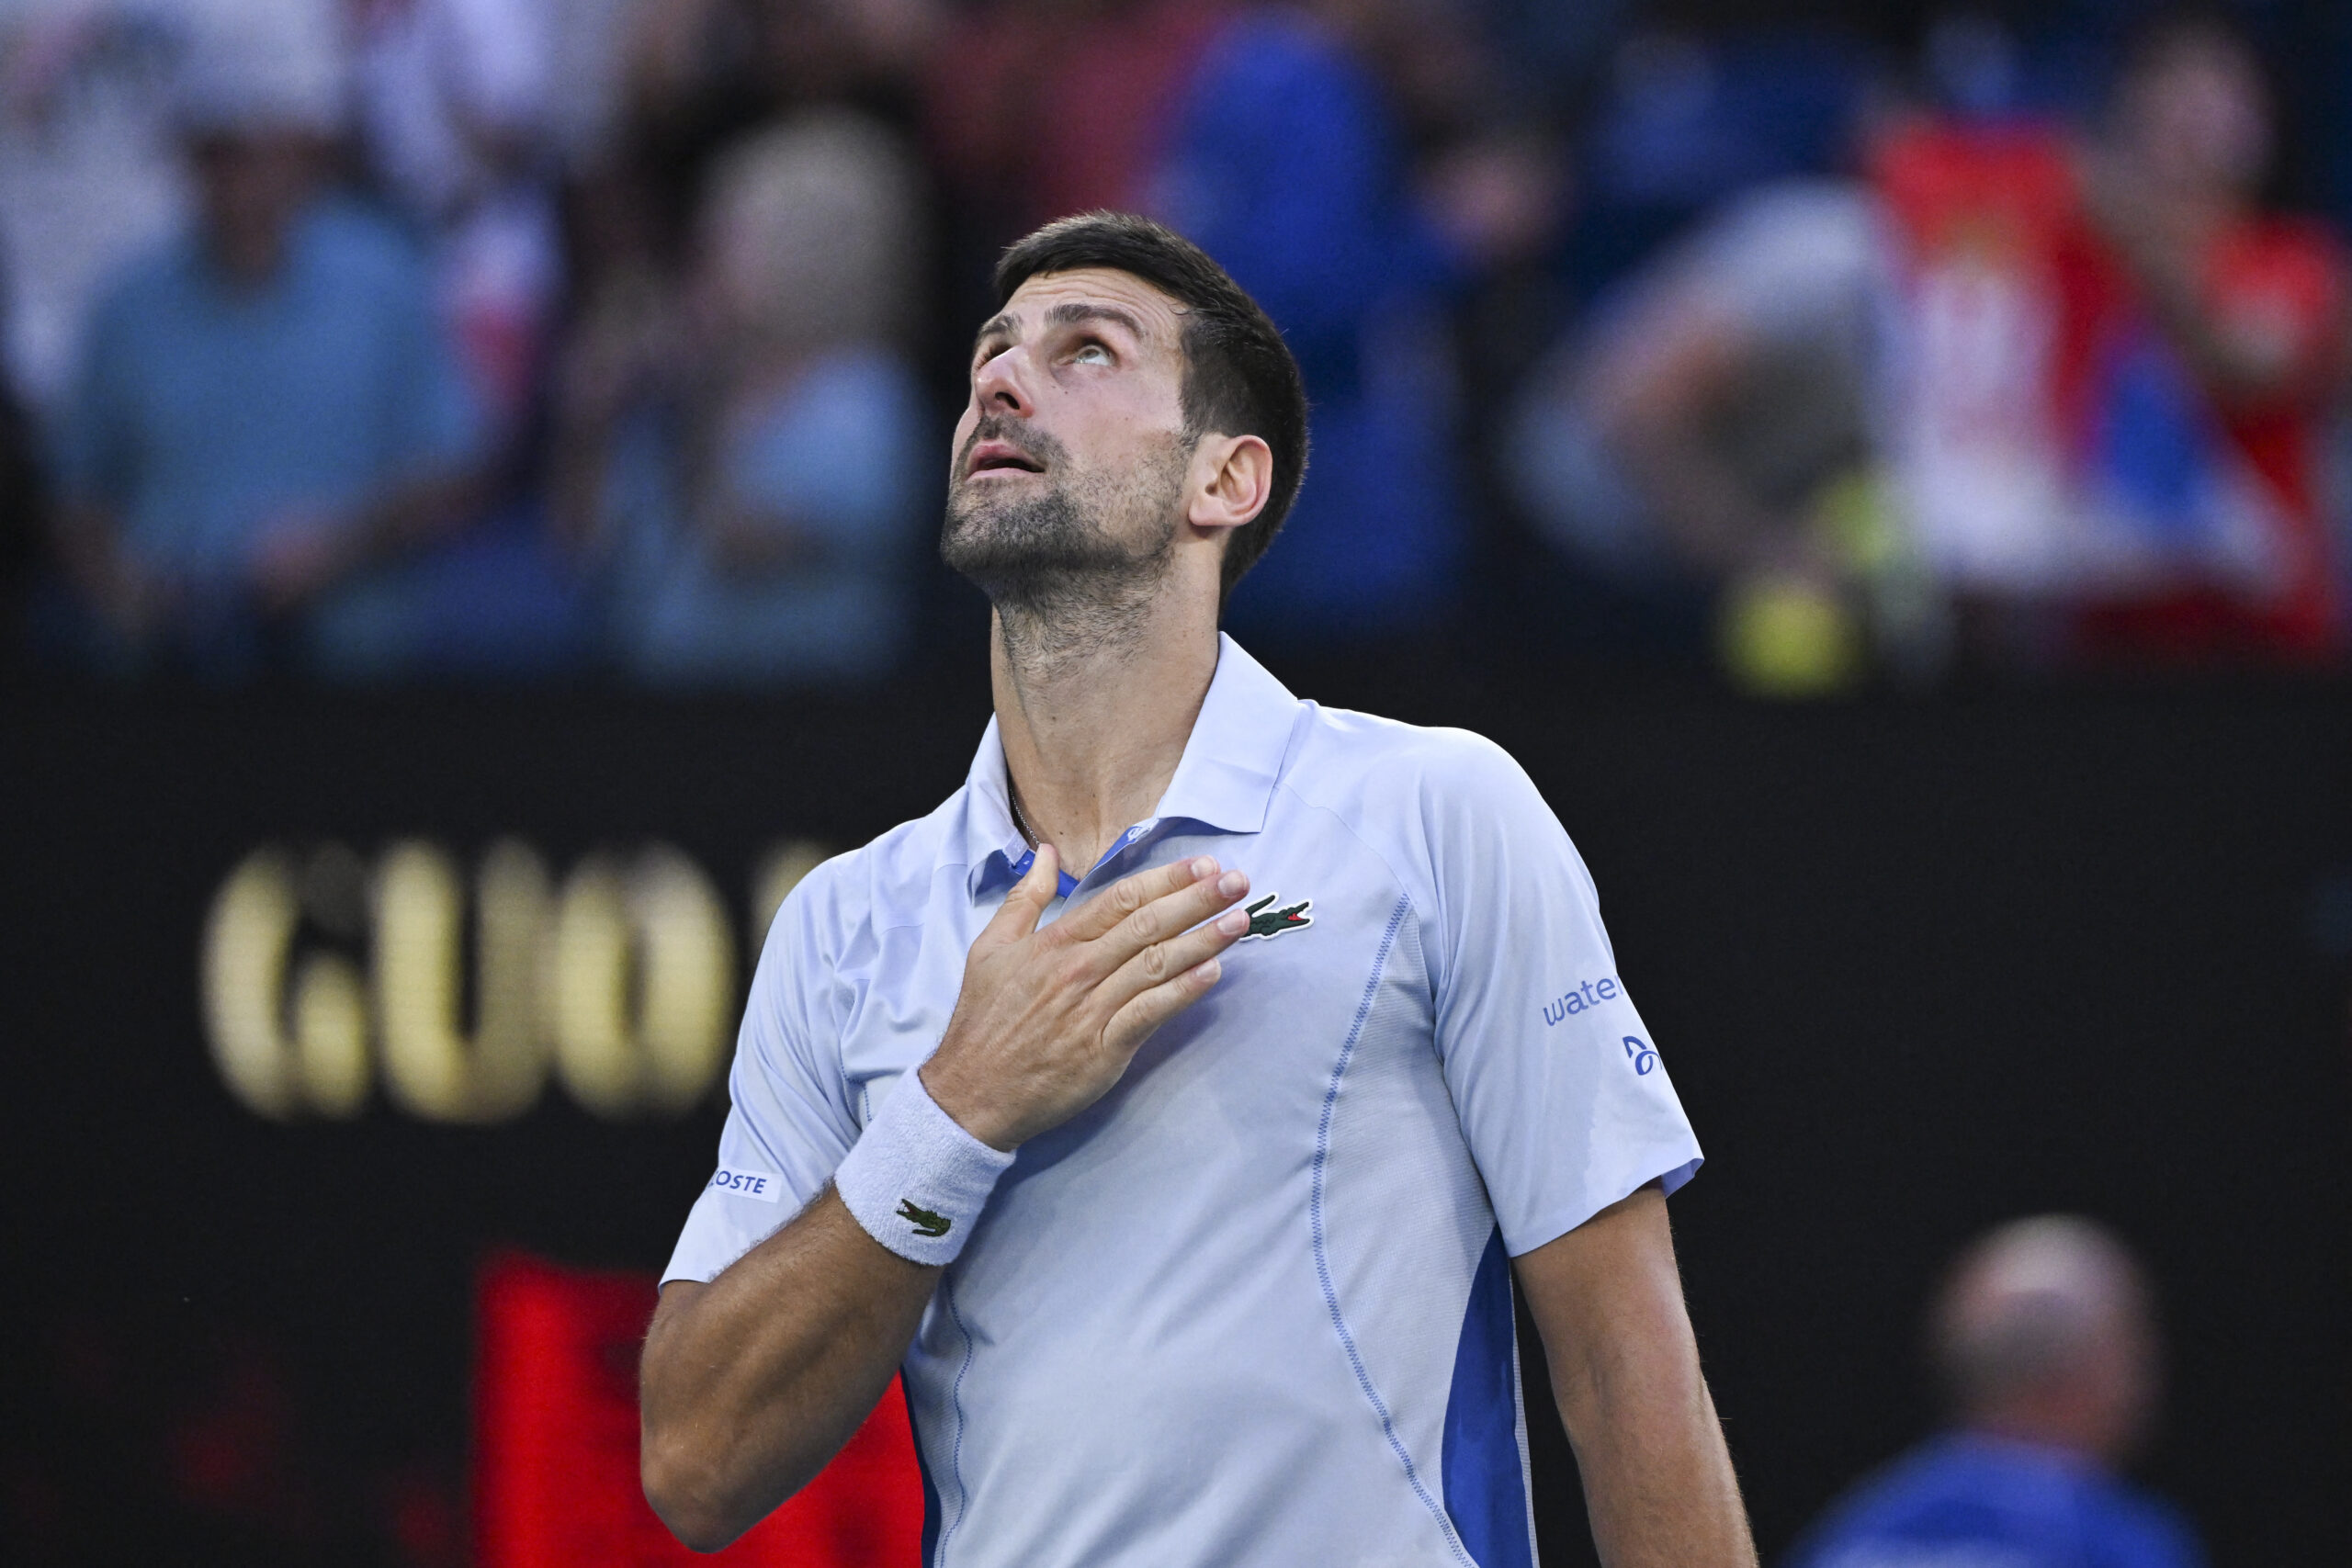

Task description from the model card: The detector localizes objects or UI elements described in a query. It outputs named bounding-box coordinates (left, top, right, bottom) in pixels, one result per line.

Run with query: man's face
left=189, top=130, right=320, bottom=285
left=2120, top=38, right=2270, bottom=201
left=941, top=267, right=1197, bottom=614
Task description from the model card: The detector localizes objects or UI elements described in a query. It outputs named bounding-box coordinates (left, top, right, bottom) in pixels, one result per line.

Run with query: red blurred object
left=475, top=1253, right=925, bottom=1567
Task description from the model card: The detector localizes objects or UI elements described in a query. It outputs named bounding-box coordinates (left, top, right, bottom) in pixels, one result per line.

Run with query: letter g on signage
left=203, top=849, right=370, bottom=1120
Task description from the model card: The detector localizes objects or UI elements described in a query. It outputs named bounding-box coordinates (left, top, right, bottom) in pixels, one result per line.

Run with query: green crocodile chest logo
left=896, top=1199, right=951, bottom=1237
left=1242, top=893, right=1313, bottom=941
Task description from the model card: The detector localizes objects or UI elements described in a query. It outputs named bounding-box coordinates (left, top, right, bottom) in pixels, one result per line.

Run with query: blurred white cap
left=175, top=0, right=350, bottom=136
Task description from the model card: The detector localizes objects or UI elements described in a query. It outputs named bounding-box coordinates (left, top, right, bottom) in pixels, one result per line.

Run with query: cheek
left=1047, top=389, right=1178, bottom=469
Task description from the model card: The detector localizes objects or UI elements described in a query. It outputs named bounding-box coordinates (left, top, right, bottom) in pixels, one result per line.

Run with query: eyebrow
left=1044, top=301, right=1147, bottom=339
left=971, top=301, right=1150, bottom=355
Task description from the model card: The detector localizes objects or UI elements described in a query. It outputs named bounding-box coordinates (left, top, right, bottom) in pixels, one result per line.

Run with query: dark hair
left=993, top=212, right=1308, bottom=602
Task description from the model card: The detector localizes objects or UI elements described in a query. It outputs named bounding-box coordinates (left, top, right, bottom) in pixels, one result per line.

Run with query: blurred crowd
left=3, top=0, right=2349, bottom=690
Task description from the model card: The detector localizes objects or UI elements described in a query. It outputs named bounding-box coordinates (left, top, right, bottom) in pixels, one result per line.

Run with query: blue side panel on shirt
left=1443, top=1225, right=1533, bottom=1568
left=903, top=1377, right=942, bottom=1566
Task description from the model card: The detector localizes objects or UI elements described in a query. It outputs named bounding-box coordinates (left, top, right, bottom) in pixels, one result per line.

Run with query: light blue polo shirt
left=666, top=634, right=1702, bottom=1568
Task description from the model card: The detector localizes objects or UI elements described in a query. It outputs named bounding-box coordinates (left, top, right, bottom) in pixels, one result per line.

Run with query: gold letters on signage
left=201, top=839, right=823, bottom=1122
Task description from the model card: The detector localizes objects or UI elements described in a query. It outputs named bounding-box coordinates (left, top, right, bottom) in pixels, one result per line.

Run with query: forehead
left=998, top=267, right=1187, bottom=345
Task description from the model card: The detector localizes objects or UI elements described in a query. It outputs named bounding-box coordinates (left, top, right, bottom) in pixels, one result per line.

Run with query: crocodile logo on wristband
left=897, top=1199, right=953, bottom=1238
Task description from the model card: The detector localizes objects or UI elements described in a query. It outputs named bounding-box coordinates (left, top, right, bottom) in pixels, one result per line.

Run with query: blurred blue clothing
left=55, top=194, right=485, bottom=677
left=302, top=501, right=590, bottom=682
left=601, top=347, right=927, bottom=686
left=1153, top=9, right=1465, bottom=643
left=1786, top=1434, right=2205, bottom=1568
left=1564, top=32, right=1871, bottom=305
left=61, top=195, right=481, bottom=586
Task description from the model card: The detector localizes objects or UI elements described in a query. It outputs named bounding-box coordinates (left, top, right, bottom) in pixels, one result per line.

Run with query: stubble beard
left=941, top=422, right=1191, bottom=672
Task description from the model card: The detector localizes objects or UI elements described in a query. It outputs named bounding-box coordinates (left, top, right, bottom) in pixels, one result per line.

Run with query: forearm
left=1552, top=1325, right=1753, bottom=1568
left=1620, top=423, right=1785, bottom=576
left=639, top=1188, right=937, bottom=1550
left=1520, top=1187, right=1756, bottom=1568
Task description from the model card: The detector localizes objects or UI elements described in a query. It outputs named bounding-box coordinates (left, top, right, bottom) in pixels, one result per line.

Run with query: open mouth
left=967, top=441, right=1045, bottom=478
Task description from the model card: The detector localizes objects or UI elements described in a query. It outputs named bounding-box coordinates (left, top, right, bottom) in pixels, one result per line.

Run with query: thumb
left=983, top=841, right=1059, bottom=944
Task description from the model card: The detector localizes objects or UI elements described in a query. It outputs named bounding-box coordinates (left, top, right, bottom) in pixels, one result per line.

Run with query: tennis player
left=641, top=212, right=1756, bottom=1568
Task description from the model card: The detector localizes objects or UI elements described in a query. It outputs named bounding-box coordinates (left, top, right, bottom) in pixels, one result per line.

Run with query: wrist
left=917, top=1056, right=1022, bottom=1153
left=832, top=1066, right=1015, bottom=1267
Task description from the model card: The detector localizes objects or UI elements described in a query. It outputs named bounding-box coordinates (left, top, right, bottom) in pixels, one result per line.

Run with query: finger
left=1059, top=854, right=1220, bottom=943
left=981, top=841, right=1059, bottom=946
left=1099, top=895, right=1250, bottom=1010
left=1102, top=954, right=1226, bottom=1058
left=1091, top=865, right=1250, bottom=973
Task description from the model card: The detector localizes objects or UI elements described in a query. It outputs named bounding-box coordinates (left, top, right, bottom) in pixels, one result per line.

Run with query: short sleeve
left=662, top=882, right=861, bottom=1283
left=1425, top=738, right=1702, bottom=1257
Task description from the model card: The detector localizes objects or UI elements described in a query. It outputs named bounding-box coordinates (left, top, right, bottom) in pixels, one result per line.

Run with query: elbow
left=641, top=1432, right=751, bottom=1554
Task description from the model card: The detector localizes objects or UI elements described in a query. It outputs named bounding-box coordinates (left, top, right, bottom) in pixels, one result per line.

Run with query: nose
left=972, top=342, right=1032, bottom=418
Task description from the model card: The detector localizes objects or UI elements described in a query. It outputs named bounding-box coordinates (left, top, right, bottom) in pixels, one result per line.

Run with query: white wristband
left=833, top=1067, right=1014, bottom=1267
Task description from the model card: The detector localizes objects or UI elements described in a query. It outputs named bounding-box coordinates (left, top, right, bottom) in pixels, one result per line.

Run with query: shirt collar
left=960, top=633, right=1301, bottom=899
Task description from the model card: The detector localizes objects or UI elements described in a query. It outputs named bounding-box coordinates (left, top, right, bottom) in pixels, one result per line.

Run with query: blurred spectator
left=1507, top=176, right=1939, bottom=693
left=1786, top=1215, right=2204, bottom=1568
left=2073, top=14, right=2346, bottom=661
left=44, top=0, right=492, bottom=680
left=1558, top=26, right=1877, bottom=310
left=1874, top=14, right=2346, bottom=666
left=1151, top=0, right=1550, bottom=646
left=351, top=0, right=564, bottom=445
left=927, top=0, right=1227, bottom=246
left=627, top=0, right=939, bottom=260
left=0, top=0, right=190, bottom=419
left=552, top=112, right=929, bottom=685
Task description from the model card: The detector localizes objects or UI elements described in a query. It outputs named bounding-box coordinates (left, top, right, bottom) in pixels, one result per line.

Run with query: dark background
left=4, top=660, right=2348, bottom=1564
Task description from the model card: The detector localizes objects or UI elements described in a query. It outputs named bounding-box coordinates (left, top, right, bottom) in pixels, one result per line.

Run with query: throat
left=992, top=579, right=1158, bottom=683
left=990, top=613, right=1222, bottom=887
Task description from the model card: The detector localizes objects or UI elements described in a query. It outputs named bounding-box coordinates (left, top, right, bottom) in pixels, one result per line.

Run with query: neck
left=1964, top=1397, right=2124, bottom=1472
left=989, top=587, right=1222, bottom=876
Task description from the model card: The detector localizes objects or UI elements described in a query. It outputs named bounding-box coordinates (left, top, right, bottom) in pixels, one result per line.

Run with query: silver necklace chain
left=1009, top=785, right=1040, bottom=850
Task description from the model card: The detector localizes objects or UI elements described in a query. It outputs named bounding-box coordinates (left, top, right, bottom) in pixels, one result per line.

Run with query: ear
left=1183, top=433, right=1274, bottom=537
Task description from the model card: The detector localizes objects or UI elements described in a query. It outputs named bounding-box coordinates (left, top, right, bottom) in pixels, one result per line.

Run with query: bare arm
left=640, top=1193, right=940, bottom=1550
left=1515, top=1184, right=1756, bottom=1568
left=245, top=465, right=486, bottom=614
left=639, top=848, right=1254, bottom=1550
left=1589, top=304, right=1791, bottom=576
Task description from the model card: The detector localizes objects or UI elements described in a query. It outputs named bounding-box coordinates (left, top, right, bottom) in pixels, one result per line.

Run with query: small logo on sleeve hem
left=712, top=1168, right=785, bottom=1202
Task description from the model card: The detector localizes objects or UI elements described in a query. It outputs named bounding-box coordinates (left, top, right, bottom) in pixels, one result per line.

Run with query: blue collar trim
left=962, top=634, right=1301, bottom=901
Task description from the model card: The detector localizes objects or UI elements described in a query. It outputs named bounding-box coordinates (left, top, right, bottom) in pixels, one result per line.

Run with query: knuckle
left=1141, top=942, right=1170, bottom=981
left=1114, top=878, right=1146, bottom=914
